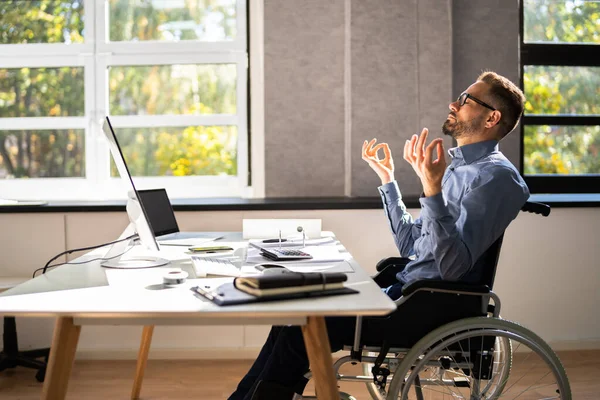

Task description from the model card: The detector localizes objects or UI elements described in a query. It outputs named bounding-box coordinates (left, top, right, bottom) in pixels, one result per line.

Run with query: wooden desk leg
left=131, top=325, right=154, bottom=400
left=41, top=317, right=81, bottom=400
left=301, top=316, right=339, bottom=400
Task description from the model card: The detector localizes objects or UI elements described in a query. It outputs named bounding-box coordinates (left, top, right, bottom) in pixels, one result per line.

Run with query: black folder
left=191, top=282, right=358, bottom=306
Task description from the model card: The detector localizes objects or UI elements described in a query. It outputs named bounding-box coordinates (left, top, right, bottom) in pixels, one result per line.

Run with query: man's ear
left=485, top=110, right=501, bottom=129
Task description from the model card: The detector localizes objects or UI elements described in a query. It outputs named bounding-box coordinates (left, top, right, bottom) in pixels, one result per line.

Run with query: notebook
left=191, top=282, right=358, bottom=306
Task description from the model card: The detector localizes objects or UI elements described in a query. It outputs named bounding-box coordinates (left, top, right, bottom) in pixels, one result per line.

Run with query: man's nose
left=449, top=101, right=459, bottom=112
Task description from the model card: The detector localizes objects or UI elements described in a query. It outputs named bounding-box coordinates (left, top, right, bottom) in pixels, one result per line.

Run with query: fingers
left=381, top=143, right=392, bottom=163
left=404, top=134, right=418, bottom=162
left=433, top=140, right=446, bottom=166
left=362, top=139, right=376, bottom=161
left=366, top=138, right=377, bottom=155
left=415, top=128, right=429, bottom=161
left=424, top=138, right=443, bottom=165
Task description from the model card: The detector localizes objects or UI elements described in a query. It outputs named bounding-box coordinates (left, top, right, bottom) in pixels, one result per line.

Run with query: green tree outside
left=0, top=0, right=238, bottom=179
left=523, top=0, right=600, bottom=175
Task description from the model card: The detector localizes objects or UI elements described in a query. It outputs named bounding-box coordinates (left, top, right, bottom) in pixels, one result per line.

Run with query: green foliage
left=524, top=0, right=600, bottom=43
left=111, top=126, right=237, bottom=177
left=523, top=1, right=600, bottom=175
left=0, top=0, right=239, bottom=179
left=110, top=64, right=236, bottom=116
left=0, top=0, right=85, bottom=45
left=108, top=0, right=237, bottom=42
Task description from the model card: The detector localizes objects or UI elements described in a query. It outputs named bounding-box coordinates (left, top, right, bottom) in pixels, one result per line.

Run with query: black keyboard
left=260, top=247, right=313, bottom=261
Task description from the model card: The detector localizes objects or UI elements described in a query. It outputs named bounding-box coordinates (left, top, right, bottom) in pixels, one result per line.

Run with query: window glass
left=0, top=67, right=85, bottom=117
left=0, top=129, right=85, bottom=178
left=109, top=64, right=237, bottom=115
left=524, top=125, right=600, bottom=174
left=108, top=0, right=237, bottom=42
left=524, top=0, right=600, bottom=44
left=0, top=0, right=85, bottom=44
left=111, top=125, right=237, bottom=177
left=524, top=66, right=600, bottom=115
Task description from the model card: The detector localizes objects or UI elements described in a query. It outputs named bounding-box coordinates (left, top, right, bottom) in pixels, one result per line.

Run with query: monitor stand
left=101, top=200, right=170, bottom=269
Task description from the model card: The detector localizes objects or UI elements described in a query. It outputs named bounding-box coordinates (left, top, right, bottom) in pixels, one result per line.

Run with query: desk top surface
left=0, top=233, right=396, bottom=320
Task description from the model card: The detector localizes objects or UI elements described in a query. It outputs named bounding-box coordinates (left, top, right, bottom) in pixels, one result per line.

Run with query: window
left=521, top=0, right=600, bottom=193
left=0, top=0, right=248, bottom=200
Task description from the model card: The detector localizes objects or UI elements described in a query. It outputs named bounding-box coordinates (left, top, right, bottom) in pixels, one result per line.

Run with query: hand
left=362, top=138, right=395, bottom=185
left=403, top=128, right=446, bottom=197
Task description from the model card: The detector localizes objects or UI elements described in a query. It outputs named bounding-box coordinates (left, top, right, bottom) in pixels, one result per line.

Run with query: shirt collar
left=448, top=140, right=499, bottom=164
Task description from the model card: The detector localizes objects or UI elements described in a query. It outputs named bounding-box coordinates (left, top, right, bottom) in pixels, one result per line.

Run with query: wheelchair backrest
left=475, top=201, right=551, bottom=289
left=474, top=233, right=504, bottom=289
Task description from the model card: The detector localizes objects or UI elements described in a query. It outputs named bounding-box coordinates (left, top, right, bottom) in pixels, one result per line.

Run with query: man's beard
left=442, top=115, right=484, bottom=139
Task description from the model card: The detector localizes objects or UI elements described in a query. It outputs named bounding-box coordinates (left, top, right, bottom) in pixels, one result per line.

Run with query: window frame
left=0, top=0, right=249, bottom=201
left=519, top=0, right=600, bottom=194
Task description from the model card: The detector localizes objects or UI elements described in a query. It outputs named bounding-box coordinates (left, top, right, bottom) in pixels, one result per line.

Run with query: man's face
left=442, top=81, right=493, bottom=139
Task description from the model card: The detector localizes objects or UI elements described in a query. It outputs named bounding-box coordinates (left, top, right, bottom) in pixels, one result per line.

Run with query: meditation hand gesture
left=362, top=139, right=395, bottom=185
left=403, top=128, right=446, bottom=197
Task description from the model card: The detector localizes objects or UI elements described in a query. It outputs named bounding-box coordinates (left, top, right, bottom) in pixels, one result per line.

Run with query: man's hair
left=477, top=71, right=525, bottom=138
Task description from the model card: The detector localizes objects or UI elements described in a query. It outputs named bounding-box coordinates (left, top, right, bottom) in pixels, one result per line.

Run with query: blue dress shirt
left=378, top=140, right=529, bottom=286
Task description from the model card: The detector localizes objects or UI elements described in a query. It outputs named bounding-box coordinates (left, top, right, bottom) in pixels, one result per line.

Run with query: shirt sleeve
left=418, top=166, right=529, bottom=281
left=378, top=181, right=421, bottom=257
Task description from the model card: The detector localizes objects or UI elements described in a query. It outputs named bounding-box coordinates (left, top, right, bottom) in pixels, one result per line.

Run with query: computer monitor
left=100, top=116, right=169, bottom=268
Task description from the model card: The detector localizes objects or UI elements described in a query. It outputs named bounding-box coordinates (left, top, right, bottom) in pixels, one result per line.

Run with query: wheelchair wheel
left=386, top=317, right=570, bottom=399
left=362, top=336, right=510, bottom=400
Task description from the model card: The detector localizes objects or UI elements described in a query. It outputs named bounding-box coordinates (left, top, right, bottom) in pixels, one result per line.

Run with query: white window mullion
left=0, top=117, right=87, bottom=130
left=236, top=53, right=249, bottom=190
left=0, top=44, right=94, bottom=58
left=94, top=53, right=111, bottom=190
left=235, top=0, right=248, bottom=51
left=107, top=52, right=242, bottom=66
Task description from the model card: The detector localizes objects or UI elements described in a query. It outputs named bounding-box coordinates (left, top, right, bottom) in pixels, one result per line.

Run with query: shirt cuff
left=419, top=192, right=448, bottom=219
left=378, top=181, right=402, bottom=203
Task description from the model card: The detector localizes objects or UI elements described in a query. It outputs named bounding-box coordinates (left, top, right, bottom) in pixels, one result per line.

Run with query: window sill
left=0, top=194, right=598, bottom=214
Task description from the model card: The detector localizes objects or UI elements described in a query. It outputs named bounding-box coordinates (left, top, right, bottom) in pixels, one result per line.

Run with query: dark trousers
left=228, top=281, right=405, bottom=400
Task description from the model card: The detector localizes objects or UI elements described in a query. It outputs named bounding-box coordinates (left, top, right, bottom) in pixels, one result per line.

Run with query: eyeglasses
left=457, top=92, right=496, bottom=111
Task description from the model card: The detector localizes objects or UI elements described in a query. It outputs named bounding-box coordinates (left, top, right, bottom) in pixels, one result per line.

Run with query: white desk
left=0, top=232, right=395, bottom=400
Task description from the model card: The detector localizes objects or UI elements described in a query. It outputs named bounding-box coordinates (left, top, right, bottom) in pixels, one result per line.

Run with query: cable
left=34, top=234, right=138, bottom=278
left=32, top=244, right=136, bottom=278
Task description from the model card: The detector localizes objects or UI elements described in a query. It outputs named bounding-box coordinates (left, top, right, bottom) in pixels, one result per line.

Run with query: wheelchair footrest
left=454, top=377, right=470, bottom=388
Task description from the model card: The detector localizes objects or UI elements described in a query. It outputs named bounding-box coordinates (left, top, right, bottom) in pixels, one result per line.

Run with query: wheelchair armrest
left=401, top=279, right=490, bottom=296
left=376, top=257, right=411, bottom=272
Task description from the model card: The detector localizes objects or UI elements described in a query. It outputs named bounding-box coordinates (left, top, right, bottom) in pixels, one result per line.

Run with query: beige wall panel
left=65, top=212, right=129, bottom=260
left=495, top=208, right=600, bottom=344
left=0, top=213, right=65, bottom=277
left=174, top=211, right=244, bottom=232
left=264, top=0, right=346, bottom=196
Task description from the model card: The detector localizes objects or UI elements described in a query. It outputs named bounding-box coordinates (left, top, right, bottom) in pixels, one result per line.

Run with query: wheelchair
left=302, top=201, right=571, bottom=399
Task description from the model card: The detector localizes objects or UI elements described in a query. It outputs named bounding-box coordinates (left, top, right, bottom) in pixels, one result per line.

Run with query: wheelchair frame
left=300, top=202, right=571, bottom=399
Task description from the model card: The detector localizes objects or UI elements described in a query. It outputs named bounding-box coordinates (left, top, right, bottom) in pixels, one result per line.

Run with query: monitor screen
left=101, top=117, right=160, bottom=252
left=137, top=189, right=180, bottom=237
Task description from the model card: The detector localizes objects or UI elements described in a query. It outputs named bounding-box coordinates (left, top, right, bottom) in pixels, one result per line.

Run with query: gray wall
left=264, top=0, right=520, bottom=197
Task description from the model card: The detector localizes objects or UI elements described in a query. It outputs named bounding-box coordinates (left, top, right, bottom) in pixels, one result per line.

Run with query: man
left=229, top=71, right=530, bottom=400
